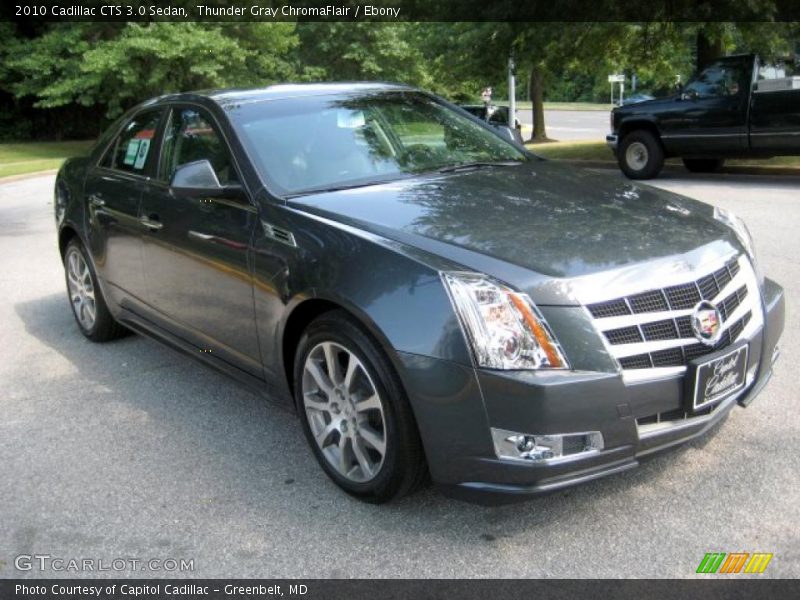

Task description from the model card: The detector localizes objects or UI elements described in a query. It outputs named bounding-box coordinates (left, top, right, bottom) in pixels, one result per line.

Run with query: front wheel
left=682, top=158, right=725, bottom=173
left=294, top=311, right=426, bottom=503
left=618, top=130, right=665, bottom=180
left=64, top=239, right=127, bottom=342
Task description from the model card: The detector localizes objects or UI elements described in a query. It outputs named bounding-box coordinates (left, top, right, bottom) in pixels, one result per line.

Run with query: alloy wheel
left=302, top=341, right=387, bottom=483
left=66, top=248, right=96, bottom=331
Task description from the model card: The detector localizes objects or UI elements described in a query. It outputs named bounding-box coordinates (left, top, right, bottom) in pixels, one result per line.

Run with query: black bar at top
left=3, top=0, right=800, bottom=23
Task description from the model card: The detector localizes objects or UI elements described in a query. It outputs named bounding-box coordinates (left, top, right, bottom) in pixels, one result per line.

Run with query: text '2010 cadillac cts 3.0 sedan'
left=55, top=84, right=785, bottom=504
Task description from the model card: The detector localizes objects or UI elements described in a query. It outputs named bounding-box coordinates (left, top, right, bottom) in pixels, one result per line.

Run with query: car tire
left=618, top=130, right=665, bottom=180
left=64, top=238, right=128, bottom=342
left=682, top=158, right=725, bottom=173
left=294, top=310, right=427, bottom=503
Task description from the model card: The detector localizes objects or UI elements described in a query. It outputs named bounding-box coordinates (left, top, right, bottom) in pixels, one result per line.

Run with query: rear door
left=138, top=105, right=262, bottom=376
left=84, top=109, right=165, bottom=308
left=663, top=57, right=750, bottom=154
left=750, top=59, right=800, bottom=152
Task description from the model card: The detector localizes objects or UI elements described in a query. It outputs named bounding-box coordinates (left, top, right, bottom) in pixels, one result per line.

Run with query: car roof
left=145, top=82, right=416, bottom=109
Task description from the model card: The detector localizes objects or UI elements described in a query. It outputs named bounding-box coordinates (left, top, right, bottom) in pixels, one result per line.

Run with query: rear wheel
left=294, top=311, right=426, bottom=503
left=618, top=130, right=664, bottom=180
left=64, top=239, right=127, bottom=342
left=682, top=158, right=725, bottom=173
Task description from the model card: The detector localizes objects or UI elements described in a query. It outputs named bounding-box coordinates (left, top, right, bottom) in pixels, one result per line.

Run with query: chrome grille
left=640, top=319, right=678, bottom=341
left=587, top=255, right=762, bottom=378
left=605, top=326, right=642, bottom=345
left=628, top=289, right=669, bottom=313
left=664, top=283, right=701, bottom=309
left=588, top=298, right=630, bottom=318
left=614, top=311, right=752, bottom=370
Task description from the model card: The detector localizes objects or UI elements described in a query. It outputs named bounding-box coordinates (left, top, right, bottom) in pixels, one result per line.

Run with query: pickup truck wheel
left=618, top=130, right=664, bottom=179
left=682, top=158, right=725, bottom=173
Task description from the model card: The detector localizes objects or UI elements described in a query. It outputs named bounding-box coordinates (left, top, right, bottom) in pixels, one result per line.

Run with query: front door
left=139, top=106, right=262, bottom=376
left=662, top=57, right=750, bottom=154
left=85, top=109, right=163, bottom=308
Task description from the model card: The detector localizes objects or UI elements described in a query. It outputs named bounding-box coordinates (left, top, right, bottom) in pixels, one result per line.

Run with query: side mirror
left=494, top=124, right=524, bottom=145
left=170, top=160, right=244, bottom=200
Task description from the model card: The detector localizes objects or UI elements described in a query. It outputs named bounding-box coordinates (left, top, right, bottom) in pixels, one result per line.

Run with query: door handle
left=89, top=195, right=105, bottom=207
left=140, top=215, right=163, bottom=231
left=188, top=230, right=214, bottom=241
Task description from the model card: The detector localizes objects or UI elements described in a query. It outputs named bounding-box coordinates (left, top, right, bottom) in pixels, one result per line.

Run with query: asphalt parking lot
left=520, top=109, right=609, bottom=141
left=1, top=170, right=798, bottom=579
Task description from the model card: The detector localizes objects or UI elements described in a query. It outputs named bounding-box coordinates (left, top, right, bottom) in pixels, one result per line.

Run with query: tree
left=293, top=22, right=432, bottom=86
left=2, top=22, right=299, bottom=134
left=420, top=23, right=629, bottom=142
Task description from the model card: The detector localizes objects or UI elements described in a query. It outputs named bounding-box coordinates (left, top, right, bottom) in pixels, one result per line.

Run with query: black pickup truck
left=607, top=54, right=800, bottom=179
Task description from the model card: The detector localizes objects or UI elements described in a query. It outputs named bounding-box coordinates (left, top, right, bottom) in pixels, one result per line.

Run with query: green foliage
left=294, top=22, right=432, bottom=86
left=4, top=23, right=298, bottom=119
left=1, top=19, right=798, bottom=141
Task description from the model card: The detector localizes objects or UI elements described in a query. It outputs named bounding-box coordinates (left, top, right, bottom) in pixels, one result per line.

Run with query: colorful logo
left=691, top=300, right=723, bottom=346
left=697, top=552, right=773, bottom=574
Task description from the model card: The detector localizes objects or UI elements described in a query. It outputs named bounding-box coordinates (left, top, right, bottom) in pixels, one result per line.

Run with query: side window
left=160, top=108, right=239, bottom=185
left=103, top=111, right=161, bottom=174
left=686, top=61, right=745, bottom=98
left=758, top=60, right=797, bottom=80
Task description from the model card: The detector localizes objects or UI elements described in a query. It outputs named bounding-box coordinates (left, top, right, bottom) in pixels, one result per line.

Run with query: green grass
left=0, top=141, right=94, bottom=178
left=529, top=140, right=800, bottom=170
left=528, top=140, right=614, bottom=161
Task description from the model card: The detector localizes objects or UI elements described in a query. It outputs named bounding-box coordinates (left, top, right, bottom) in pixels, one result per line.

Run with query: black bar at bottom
left=1, top=579, right=799, bottom=600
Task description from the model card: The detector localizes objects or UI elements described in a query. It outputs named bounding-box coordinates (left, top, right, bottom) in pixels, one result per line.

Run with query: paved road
left=1, top=171, right=798, bottom=579
left=518, top=109, right=609, bottom=141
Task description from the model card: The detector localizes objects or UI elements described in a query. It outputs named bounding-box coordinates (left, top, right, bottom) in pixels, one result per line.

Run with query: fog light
left=511, top=435, right=536, bottom=453
left=491, top=428, right=604, bottom=464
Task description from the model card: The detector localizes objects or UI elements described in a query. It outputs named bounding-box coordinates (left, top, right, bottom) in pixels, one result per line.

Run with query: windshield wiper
left=435, top=160, right=523, bottom=174
left=284, top=175, right=414, bottom=199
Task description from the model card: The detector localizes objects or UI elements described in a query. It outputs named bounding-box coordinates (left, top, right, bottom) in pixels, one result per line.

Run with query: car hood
left=615, top=96, right=678, bottom=114
left=287, top=160, right=738, bottom=284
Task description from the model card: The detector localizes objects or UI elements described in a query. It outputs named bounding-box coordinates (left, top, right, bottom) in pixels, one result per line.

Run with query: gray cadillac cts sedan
left=55, top=84, right=785, bottom=503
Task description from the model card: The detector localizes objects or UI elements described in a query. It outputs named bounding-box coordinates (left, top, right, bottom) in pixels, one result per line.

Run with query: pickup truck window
left=685, top=61, right=746, bottom=98
left=758, top=60, right=798, bottom=80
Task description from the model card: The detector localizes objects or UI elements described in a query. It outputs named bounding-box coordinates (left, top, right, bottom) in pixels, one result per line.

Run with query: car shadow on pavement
left=616, top=168, right=800, bottom=189
left=13, top=292, right=734, bottom=553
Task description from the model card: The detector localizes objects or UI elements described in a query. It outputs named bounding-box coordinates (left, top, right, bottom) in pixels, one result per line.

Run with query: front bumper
left=606, top=133, right=619, bottom=151
left=399, top=278, right=784, bottom=505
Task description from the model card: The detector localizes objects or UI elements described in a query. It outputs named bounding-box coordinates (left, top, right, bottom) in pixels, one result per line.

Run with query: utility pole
left=508, top=54, right=516, bottom=128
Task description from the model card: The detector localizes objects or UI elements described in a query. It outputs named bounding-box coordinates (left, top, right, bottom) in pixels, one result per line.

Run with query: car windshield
left=228, top=90, right=527, bottom=195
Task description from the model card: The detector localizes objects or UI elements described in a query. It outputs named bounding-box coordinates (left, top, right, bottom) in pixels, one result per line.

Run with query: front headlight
left=442, top=272, right=569, bottom=370
left=714, top=207, right=763, bottom=282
